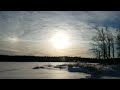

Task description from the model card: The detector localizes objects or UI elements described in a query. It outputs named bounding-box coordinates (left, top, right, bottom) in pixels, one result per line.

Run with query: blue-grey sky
left=0, top=11, right=120, bottom=57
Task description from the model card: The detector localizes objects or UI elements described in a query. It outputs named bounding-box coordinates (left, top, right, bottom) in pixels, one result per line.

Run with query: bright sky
left=0, top=11, right=120, bottom=57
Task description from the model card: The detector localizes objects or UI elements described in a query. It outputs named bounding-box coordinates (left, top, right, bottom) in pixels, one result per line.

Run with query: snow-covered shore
left=53, top=63, right=120, bottom=79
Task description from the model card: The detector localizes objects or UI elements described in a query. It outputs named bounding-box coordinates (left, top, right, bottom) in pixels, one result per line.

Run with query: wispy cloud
left=0, top=11, right=119, bottom=57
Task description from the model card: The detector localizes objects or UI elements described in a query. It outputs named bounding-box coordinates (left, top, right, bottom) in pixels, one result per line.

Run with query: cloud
left=0, top=49, right=23, bottom=55
left=0, top=11, right=120, bottom=56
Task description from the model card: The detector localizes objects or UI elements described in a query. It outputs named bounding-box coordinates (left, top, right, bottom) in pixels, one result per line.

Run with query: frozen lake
left=0, top=62, right=90, bottom=79
left=0, top=62, right=120, bottom=79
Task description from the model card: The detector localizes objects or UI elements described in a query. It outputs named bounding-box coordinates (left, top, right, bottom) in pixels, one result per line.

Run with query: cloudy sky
left=0, top=11, right=120, bottom=57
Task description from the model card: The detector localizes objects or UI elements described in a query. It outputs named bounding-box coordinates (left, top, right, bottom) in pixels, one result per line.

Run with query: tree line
left=0, top=55, right=120, bottom=64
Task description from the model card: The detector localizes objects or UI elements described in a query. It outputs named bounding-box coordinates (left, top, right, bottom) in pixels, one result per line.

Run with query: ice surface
left=0, top=62, right=120, bottom=79
left=0, top=62, right=90, bottom=79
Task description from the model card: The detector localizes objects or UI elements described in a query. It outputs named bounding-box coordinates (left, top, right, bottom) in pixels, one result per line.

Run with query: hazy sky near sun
left=0, top=11, right=120, bottom=57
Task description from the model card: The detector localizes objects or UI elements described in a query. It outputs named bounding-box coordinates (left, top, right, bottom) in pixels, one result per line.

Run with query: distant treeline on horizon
left=0, top=55, right=120, bottom=64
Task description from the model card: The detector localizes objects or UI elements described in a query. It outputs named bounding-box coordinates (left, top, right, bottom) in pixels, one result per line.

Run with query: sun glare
left=50, top=32, right=70, bottom=49
left=8, top=37, right=19, bottom=42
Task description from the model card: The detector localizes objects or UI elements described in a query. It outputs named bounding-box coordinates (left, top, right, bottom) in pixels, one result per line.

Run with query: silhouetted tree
left=90, top=26, right=115, bottom=59
left=116, top=29, right=120, bottom=58
left=90, top=26, right=107, bottom=59
left=105, top=27, right=115, bottom=59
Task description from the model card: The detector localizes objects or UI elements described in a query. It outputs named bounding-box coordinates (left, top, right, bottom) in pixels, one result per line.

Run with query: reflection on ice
left=0, top=62, right=90, bottom=79
left=0, top=62, right=120, bottom=79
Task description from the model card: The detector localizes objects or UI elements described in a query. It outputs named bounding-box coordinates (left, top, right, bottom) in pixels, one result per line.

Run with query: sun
left=50, top=32, right=70, bottom=49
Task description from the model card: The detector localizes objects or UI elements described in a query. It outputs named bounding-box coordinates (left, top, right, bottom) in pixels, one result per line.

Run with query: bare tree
left=90, top=26, right=115, bottom=59
left=116, top=29, right=120, bottom=58
left=91, top=27, right=107, bottom=59
left=110, top=32, right=115, bottom=59
left=105, top=27, right=115, bottom=59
